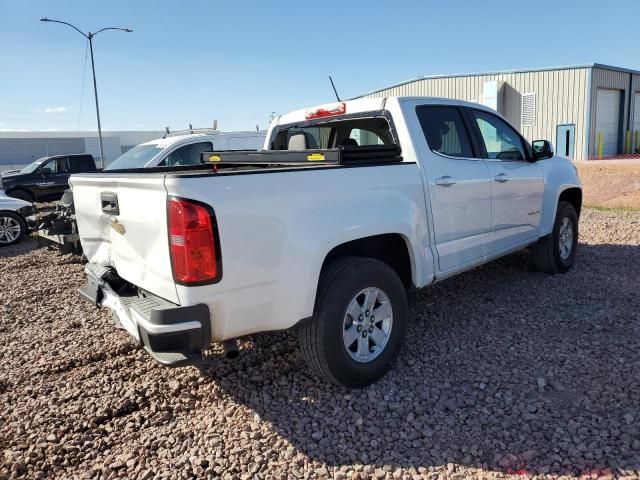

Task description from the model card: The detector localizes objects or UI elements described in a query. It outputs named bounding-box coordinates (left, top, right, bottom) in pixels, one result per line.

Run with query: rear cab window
left=69, top=155, right=95, bottom=173
left=270, top=115, right=396, bottom=151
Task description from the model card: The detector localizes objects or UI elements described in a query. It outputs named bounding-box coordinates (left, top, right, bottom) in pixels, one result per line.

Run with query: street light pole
left=87, top=33, right=105, bottom=167
left=40, top=18, right=132, bottom=169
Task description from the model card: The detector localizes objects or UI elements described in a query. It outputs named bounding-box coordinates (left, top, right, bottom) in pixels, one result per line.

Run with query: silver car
left=0, top=193, right=32, bottom=247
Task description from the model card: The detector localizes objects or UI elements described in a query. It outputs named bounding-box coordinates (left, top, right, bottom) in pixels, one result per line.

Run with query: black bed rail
left=200, top=144, right=402, bottom=166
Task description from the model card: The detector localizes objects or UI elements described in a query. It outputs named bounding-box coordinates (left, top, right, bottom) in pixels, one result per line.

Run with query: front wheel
left=0, top=212, right=27, bottom=247
left=299, top=256, right=408, bottom=388
left=531, top=201, right=578, bottom=274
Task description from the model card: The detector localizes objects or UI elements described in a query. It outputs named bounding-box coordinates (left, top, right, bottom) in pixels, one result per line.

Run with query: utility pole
left=40, top=17, right=132, bottom=168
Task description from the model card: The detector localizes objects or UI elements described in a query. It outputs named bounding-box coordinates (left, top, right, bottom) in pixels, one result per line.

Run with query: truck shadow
left=195, top=243, right=640, bottom=477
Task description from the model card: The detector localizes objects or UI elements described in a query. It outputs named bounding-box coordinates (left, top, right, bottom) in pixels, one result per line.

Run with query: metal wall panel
left=363, top=67, right=590, bottom=160
left=0, top=138, right=85, bottom=169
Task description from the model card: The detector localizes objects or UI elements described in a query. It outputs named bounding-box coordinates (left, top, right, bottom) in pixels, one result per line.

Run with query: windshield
left=105, top=144, right=163, bottom=170
left=20, top=158, right=47, bottom=174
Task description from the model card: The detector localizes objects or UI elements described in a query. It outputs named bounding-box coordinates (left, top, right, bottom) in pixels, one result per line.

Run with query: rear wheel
left=531, top=201, right=578, bottom=274
left=299, top=256, right=408, bottom=388
left=0, top=212, right=26, bottom=247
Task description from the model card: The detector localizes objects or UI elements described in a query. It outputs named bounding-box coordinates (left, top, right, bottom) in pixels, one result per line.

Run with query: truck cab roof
left=275, top=96, right=490, bottom=127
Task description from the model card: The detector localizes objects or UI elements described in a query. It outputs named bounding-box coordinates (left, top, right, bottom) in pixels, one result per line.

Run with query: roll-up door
left=633, top=92, right=640, bottom=153
left=595, top=89, right=621, bottom=155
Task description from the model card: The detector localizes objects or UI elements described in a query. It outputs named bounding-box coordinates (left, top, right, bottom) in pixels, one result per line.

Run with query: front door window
left=472, top=110, right=526, bottom=161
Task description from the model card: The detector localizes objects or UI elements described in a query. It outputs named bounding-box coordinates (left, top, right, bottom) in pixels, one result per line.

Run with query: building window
left=521, top=93, right=536, bottom=127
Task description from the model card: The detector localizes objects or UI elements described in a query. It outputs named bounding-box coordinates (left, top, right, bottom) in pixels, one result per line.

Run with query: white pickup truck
left=71, top=97, right=582, bottom=388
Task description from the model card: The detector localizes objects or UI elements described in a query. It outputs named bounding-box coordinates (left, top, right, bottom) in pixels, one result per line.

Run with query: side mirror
left=41, top=167, right=53, bottom=177
left=532, top=140, right=554, bottom=160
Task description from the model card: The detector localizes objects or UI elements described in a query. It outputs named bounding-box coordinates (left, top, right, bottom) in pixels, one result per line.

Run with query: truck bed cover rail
left=200, top=144, right=403, bottom=166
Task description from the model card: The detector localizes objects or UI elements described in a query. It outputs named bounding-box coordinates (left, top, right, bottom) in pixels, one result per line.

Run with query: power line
left=136, top=0, right=223, bottom=30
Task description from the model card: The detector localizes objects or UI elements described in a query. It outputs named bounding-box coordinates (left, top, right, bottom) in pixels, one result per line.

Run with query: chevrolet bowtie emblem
left=110, top=218, right=126, bottom=235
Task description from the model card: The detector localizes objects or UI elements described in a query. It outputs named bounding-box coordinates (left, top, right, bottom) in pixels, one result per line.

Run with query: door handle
left=435, top=175, right=457, bottom=187
left=493, top=173, right=509, bottom=183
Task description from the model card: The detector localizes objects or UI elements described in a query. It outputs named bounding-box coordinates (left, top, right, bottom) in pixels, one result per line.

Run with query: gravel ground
left=1, top=208, right=639, bottom=480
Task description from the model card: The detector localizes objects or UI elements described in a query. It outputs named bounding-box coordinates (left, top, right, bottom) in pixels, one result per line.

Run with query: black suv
left=0, top=154, right=97, bottom=202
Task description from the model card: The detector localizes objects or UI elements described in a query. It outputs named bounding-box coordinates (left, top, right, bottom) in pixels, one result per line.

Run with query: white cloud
left=44, top=106, right=67, bottom=113
left=0, top=128, right=30, bottom=132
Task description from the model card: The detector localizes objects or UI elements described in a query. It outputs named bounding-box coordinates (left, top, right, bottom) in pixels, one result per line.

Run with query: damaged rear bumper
left=79, top=264, right=210, bottom=366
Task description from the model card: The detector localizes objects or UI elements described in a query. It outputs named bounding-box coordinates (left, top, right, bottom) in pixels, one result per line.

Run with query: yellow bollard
left=597, top=133, right=603, bottom=159
left=626, top=130, right=631, bottom=154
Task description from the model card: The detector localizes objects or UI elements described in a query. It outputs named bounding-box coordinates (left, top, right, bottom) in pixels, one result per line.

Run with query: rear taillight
left=168, top=197, right=220, bottom=284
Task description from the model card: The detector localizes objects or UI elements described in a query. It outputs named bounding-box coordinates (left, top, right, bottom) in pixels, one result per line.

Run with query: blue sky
left=1, top=0, right=638, bottom=132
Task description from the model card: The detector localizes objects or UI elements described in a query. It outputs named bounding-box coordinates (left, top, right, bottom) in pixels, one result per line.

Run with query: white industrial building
left=360, top=63, right=640, bottom=161
left=0, top=130, right=164, bottom=171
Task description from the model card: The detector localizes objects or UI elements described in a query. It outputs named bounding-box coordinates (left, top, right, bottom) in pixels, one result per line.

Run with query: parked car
left=105, top=130, right=266, bottom=170
left=1, top=154, right=97, bottom=202
left=0, top=193, right=33, bottom=247
left=70, top=97, right=582, bottom=388
left=29, top=131, right=266, bottom=252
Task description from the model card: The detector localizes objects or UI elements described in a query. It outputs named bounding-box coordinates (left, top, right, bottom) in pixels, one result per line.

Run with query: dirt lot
left=1, top=208, right=639, bottom=480
left=577, top=160, right=640, bottom=209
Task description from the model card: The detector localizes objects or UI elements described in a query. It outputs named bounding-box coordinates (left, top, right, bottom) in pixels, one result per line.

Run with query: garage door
left=633, top=92, right=640, bottom=152
left=595, top=89, right=621, bottom=156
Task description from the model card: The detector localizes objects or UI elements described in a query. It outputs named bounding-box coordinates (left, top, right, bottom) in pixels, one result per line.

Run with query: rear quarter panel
left=165, top=163, right=430, bottom=341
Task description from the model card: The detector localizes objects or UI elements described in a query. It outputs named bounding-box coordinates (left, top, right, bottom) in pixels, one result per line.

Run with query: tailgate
left=69, top=173, right=178, bottom=304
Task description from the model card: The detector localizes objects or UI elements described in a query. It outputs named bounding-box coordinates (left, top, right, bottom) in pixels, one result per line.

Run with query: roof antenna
left=329, top=75, right=341, bottom=102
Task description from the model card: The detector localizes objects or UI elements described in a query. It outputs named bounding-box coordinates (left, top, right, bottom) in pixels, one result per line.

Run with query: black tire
left=531, top=201, right=578, bottom=274
left=8, top=189, right=34, bottom=203
left=0, top=212, right=27, bottom=247
left=299, top=256, right=408, bottom=388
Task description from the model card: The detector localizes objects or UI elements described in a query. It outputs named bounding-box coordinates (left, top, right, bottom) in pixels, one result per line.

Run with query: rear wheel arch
left=317, top=233, right=415, bottom=299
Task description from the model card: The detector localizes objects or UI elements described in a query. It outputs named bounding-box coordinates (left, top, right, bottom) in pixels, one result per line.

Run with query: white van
left=105, top=130, right=266, bottom=170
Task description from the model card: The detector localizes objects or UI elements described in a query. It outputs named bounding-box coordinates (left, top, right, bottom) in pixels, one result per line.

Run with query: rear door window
left=416, top=106, right=474, bottom=158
